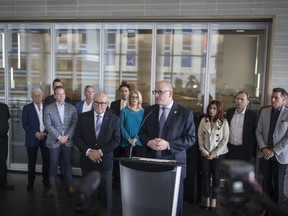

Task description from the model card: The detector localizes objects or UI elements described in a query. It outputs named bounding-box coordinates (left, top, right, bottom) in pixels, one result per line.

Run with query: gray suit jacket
left=256, top=106, right=288, bottom=164
left=44, top=102, right=78, bottom=148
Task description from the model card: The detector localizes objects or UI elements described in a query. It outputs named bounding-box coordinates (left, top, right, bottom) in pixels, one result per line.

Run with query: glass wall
left=7, top=24, right=51, bottom=168
left=210, top=23, right=268, bottom=111
left=0, top=21, right=270, bottom=172
left=103, top=23, right=153, bottom=107
left=156, top=23, right=208, bottom=112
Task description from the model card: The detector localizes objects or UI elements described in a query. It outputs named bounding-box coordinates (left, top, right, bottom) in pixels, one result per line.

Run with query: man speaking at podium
left=139, top=80, right=196, bottom=216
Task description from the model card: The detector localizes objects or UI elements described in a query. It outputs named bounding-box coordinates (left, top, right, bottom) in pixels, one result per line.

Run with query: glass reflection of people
left=198, top=100, right=229, bottom=211
left=256, top=88, right=288, bottom=214
left=139, top=80, right=196, bottom=216
left=22, top=88, right=49, bottom=192
left=185, top=75, right=200, bottom=97
left=173, top=78, right=185, bottom=95
left=120, top=90, right=144, bottom=157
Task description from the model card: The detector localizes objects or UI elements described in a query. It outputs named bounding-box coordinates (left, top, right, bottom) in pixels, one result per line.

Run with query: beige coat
left=198, top=117, right=229, bottom=158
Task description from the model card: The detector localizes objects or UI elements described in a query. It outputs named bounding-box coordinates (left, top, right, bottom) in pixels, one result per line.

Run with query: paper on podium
left=132, top=157, right=176, bottom=163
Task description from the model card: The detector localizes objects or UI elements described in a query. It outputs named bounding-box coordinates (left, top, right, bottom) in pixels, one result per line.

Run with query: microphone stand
left=129, top=111, right=152, bottom=159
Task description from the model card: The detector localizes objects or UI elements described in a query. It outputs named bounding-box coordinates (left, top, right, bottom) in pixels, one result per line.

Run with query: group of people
left=198, top=88, right=288, bottom=216
left=0, top=78, right=287, bottom=216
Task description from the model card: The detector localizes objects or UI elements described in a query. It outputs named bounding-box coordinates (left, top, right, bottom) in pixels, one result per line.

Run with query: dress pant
left=48, top=145, right=73, bottom=189
left=0, top=136, right=8, bottom=186
left=260, top=156, right=287, bottom=204
left=226, top=143, right=252, bottom=163
left=82, top=169, right=113, bottom=216
left=201, top=155, right=223, bottom=199
left=26, top=143, right=49, bottom=185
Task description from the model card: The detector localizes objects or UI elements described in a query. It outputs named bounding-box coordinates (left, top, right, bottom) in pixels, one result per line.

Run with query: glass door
left=7, top=23, right=51, bottom=169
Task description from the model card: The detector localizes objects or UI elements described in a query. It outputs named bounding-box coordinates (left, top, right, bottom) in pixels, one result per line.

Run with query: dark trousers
left=26, top=144, right=49, bottom=185
left=0, top=136, right=8, bottom=186
left=226, top=143, right=252, bottom=163
left=201, top=155, right=223, bottom=199
left=49, top=145, right=73, bottom=189
left=82, top=169, right=113, bottom=216
left=260, top=156, right=287, bottom=204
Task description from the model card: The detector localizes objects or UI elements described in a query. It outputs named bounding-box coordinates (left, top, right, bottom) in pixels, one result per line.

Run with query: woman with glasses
left=120, top=90, right=145, bottom=157
left=198, top=100, right=229, bottom=211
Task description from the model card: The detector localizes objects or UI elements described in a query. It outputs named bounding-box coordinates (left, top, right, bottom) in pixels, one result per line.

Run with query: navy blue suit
left=75, top=100, right=94, bottom=115
left=73, top=109, right=120, bottom=212
left=22, top=102, right=49, bottom=186
left=139, top=102, right=196, bottom=216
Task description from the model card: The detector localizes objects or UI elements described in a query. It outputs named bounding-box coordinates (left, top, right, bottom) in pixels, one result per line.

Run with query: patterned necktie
left=95, top=115, right=102, bottom=139
left=157, top=107, right=166, bottom=158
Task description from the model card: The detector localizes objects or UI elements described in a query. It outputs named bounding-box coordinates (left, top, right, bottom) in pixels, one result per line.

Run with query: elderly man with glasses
left=139, top=80, right=196, bottom=216
left=73, top=92, right=120, bottom=215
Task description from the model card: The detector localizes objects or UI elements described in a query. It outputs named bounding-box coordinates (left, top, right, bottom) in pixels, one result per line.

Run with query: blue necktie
left=95, top=115, right=102, bottom=139
left=157, top=107, right=166, bottom=158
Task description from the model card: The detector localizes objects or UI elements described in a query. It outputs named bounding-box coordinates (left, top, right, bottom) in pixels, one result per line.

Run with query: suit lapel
left=97, top=112, right=110, bottom=140
left=275, top=106, right=287, bottom=131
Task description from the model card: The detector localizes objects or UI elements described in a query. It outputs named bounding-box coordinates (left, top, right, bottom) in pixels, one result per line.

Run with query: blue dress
left=120, top=107, right=144, bottom=148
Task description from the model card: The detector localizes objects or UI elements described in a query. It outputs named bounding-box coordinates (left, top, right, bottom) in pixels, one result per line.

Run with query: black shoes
left=27, top=184, right=34, bottom=192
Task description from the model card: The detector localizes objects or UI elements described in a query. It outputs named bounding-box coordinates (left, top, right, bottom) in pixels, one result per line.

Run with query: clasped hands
left=262, top=148, right=275, bottom=160
left=58, top=135, right=68, bottom=144
left=87, top=149, right=102, bottom=163
left=35, top=131, right=46, bottom=140
left=148, top=138, right=168, bottom=151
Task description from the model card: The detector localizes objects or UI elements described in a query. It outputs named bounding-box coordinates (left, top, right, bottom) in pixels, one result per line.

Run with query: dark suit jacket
left=0, top=103, right=10, bottom=137
left=139, top=102, right=196, bottom=177
left=75, top=100, right=94, bottom=115
left=110, top=100, right=121, bottom=117
left=44, top=94, right=72, bottom=105
left=73, top=110, right=120, bottom=172
left=226, top=108, right=258, bottom=158
left=22, top=102, right=47, bottom=148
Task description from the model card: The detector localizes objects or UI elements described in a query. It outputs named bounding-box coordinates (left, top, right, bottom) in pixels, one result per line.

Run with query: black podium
left=116, top=157, right=184, bottom=216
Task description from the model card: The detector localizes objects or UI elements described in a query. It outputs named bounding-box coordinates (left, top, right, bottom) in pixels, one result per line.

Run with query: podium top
left=114, top=157, right=186, bottom=167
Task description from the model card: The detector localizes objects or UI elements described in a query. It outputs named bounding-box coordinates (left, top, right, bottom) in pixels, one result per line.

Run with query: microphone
left=129, top=110, right=152, bottom=159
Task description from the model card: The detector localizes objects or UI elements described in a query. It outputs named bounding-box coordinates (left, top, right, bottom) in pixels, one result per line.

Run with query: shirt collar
left=160, top=100, right=173, bottom=110
left=56, top=101, right=65, bottom=107
left=94, top=111, right=105, bottom=117
left=235, top=107, right=246, bottom=114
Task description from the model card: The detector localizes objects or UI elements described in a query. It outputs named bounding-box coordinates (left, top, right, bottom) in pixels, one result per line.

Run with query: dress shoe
left=0, top=184, right=14, bottom=190
left=45, top=188, right=54, bottom=199
left=66, top=186, right=74, bottom=196
left=26, top=184, right=34, bottom=192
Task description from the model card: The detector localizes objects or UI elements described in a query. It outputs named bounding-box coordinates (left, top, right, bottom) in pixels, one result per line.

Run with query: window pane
left=104, top=24, right=153, bottom=107
left=210, top=22, right=268, bottom=111
left=54, top=23, right=101, bottom=103
left=156, top=23, right=208, bottom=112
left=7, top=24, right=51, bottom=165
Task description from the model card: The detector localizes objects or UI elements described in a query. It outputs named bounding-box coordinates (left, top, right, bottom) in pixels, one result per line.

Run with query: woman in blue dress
left=120, top=90, right=144, bottom=157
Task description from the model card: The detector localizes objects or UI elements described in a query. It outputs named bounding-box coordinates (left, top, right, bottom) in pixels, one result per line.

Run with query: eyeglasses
left=130, top=96, right=139, bottom=100
left=94, top=101, right=108, bottom=106
left=152, top=90, right=170, bottom=95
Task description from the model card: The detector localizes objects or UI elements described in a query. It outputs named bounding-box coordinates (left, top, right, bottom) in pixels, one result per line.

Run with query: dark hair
left=119, top=81, right=131, bottom=91
left=273, top=87, right=288, bottom=98
left=85, top=85, right=94, bottom=91
left=206, top=100, right=224, bottom=122
left=53, top=86, right=65, bottom=95
left=52, top=78, right=62, bottom=86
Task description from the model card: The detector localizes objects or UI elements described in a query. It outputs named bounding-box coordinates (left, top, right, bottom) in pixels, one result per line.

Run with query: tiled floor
left=0, top=172, right=219, bottom=216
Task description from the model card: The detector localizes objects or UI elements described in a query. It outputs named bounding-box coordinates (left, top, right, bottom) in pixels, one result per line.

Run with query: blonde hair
left=128, top=90, right=143, bottom=109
